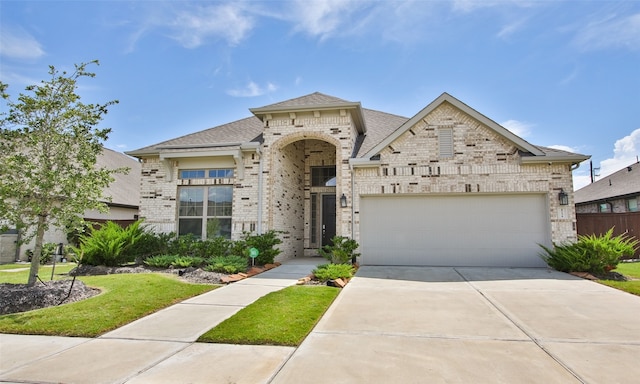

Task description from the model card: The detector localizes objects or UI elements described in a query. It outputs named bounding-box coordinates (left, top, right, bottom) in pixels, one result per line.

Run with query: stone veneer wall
left=139, top=157, right=178, bottom=234
left=261, top=109, right=356, bottom=259
left=351, top=103, right=577, bottom=246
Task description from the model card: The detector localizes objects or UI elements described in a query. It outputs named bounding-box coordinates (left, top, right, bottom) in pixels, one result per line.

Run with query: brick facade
left=132, top=93, right=586, bottom=263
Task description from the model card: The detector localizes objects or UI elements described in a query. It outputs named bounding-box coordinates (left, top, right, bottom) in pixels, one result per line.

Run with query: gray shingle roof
left=127, top=116, right=264, bottom=155
left=127, top=92, right=588, bottom=165
left=575, top=161, right=640, bottom=204
left=257, top=92, right=353, bottom=108
left=98, top=148, right=141, bottom=208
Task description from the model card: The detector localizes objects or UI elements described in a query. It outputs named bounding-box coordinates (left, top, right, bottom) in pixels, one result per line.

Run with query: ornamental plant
left=319, top=236, right=360, bottom=264
left=539, top=228, right=639, bottom=275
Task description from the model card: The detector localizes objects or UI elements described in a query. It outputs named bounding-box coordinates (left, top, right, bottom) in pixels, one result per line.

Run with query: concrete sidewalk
left=0, top=257, right=322, bottom=384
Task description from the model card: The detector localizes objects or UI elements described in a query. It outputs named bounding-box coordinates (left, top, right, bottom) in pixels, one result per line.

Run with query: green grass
left=0, top=272, right=216, bottom=337
left=0, top=263, right=78, bottom=284
left=598, top=262, right=640, bottom=296
left=198, top=285, right=339, bottom=346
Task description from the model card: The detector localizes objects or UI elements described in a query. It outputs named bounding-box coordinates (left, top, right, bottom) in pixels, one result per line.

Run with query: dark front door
left=322, top=195, right=336, bottom=246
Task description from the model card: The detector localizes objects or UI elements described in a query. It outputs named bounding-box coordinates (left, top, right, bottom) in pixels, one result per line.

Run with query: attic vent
left=438, top=127, right=454, bottom=158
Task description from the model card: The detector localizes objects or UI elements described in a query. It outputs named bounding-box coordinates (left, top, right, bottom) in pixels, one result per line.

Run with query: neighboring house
left=575, top=161, right=640, bottom=258
left=126, top=92, right=589, bottom=267
left=11, top=148, right=141, bottom=262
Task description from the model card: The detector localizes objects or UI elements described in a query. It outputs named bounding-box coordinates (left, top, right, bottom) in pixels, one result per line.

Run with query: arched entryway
left=269, top=134, right=343, bottom=258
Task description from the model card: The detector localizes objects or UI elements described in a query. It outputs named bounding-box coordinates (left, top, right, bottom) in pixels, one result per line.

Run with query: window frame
left=311, top=166, right=337, bottom=187
left=177, top=185, right=233, bottom=239
left=179, top=168, right=234, bottom=179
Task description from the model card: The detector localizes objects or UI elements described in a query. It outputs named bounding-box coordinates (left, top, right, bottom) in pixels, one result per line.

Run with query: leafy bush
left=129, top=231, right=176, bottom=262
left=144, top=255, right=178, bottom=268
left=77, top=221, right=147, bottom=266
left=232, top=231, right=282, bottom=265
left=313, top=263, right=355, bottom=281
left=171, top=256, right=205, bottom=268
left=167, top=234, right=201, bottom=257
left=199, top=237, right=232, bottom=258
left=204, top=255, right=248, bottom=274
left=319, top=236, right=360, bottom=264
left=27, top=242, right=59, bottom=264
left=540, top=228, right=639, bottom=275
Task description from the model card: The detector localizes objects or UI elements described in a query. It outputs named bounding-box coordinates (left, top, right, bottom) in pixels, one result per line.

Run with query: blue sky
left=1, top=0, right=639, bottom=190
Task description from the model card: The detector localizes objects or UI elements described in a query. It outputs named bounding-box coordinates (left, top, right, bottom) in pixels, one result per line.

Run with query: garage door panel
left=360, top=194, right=550, bottom=267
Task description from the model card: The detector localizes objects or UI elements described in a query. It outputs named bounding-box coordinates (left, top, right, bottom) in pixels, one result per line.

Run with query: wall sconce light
left=340, top=193, right=348, bottom=208
left=558, top=189, right=569, bottom=206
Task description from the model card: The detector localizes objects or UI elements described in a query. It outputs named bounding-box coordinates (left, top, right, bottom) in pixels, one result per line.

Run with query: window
left=209, top=169, right=234, bottom=178
left=628, top=199, right=638, bottom=212
left=312, top=166, right=336, bottom=187
left=438, top=127, right=454, bottom=158
left=178, top=186, right=232, bottom=239
left=179, top=169, right=234, bottom=179
left=180, top=170, right=205, bottom=179
left=599, top=203, right=611, bottom=213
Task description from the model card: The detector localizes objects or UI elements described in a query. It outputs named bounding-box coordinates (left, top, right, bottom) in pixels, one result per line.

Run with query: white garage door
left=359, top=194, right=551, bottom=267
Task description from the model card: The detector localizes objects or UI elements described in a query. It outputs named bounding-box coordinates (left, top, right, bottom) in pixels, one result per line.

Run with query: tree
left=0, top=60, right=125, bottom=286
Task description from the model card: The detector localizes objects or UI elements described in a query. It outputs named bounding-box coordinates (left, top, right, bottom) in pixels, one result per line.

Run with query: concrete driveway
left=272, top=266, right=640, bottom=383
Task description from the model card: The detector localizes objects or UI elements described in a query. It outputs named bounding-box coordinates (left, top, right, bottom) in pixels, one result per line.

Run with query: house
left=126, top=92, right=589, bottom=267
left=10, top=148, right=141, bottom=262
left=575, top=161, right=640, bottom=257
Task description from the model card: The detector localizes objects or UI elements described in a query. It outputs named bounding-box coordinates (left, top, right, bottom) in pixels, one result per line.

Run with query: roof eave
left=520, top=154, right=591, bottom=165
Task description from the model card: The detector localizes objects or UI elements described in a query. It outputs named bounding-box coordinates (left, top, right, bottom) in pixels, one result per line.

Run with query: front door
left=322, top=195, right=336, bottom=246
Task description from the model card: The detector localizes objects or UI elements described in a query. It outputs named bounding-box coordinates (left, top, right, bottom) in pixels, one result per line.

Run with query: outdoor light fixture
left=558, top=189, right=569, bottom=206
left=340, top=193, right=348, bottom=208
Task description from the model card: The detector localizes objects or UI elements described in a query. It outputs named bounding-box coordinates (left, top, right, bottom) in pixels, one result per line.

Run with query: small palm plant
left=318, top=236, right=360, bottom=264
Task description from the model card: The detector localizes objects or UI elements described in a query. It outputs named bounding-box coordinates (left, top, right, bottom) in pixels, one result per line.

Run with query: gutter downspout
left=257, top=148, right=264, bottom=234
left=350, top=163, right=355, bottom=238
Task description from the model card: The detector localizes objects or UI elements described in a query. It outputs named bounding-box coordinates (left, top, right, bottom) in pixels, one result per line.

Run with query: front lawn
left=0, top=271, right=215, bottom=337
left=598, top=262, right=640, bottom=296
left=198, top=285, right=339, bottom=346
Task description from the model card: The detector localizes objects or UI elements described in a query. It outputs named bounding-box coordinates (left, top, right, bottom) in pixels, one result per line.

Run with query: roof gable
left=363, top=92, right=545, bottom=158
left=249, top=92, right=367, bottom=134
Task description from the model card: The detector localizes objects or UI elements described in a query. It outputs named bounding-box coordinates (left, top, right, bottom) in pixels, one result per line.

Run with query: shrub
left=199, top=236, right=232, bottom=258
left=232, top=231, right=282, bottom=265
left=313, top=263, right=355, bottom=281
left=27, top=242, right=58, bottom=264
left=77, top=221, right=147, bottom=266
left=319, top=236, right=360, bottom=264
left=167, top=234, right=201, bottom=257
left=129, top=231, right=176, bottom=262
left=540, top=228, right=639, bottom=275
left=144, top=255, right=178, bottom=268
left=171, top=256, right=205, bottom=268
left=204, top=255, right=249, bottom=274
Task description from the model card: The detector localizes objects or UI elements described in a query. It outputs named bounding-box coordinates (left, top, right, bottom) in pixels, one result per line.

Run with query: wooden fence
left=576, top=212, right=640, bottom=258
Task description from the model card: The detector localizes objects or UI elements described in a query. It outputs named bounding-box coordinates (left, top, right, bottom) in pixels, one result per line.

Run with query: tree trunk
left=27, top=216, right=46, bottom=286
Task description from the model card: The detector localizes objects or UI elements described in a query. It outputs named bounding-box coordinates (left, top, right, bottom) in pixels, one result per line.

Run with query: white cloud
left=170, top=3, right=255, bottom=48
left=574, top=128, right=640, bottom=191
left=287, top=0, right=372, bottom=40
left=0, top=26, right=45, bottom=59
left=574, top=12, right=640, bottom=51
left=598, top=128, right=640, bottom=177
left=227, top=81, right=277, bottom=97
left=501, top=119, right=533, bottom=138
